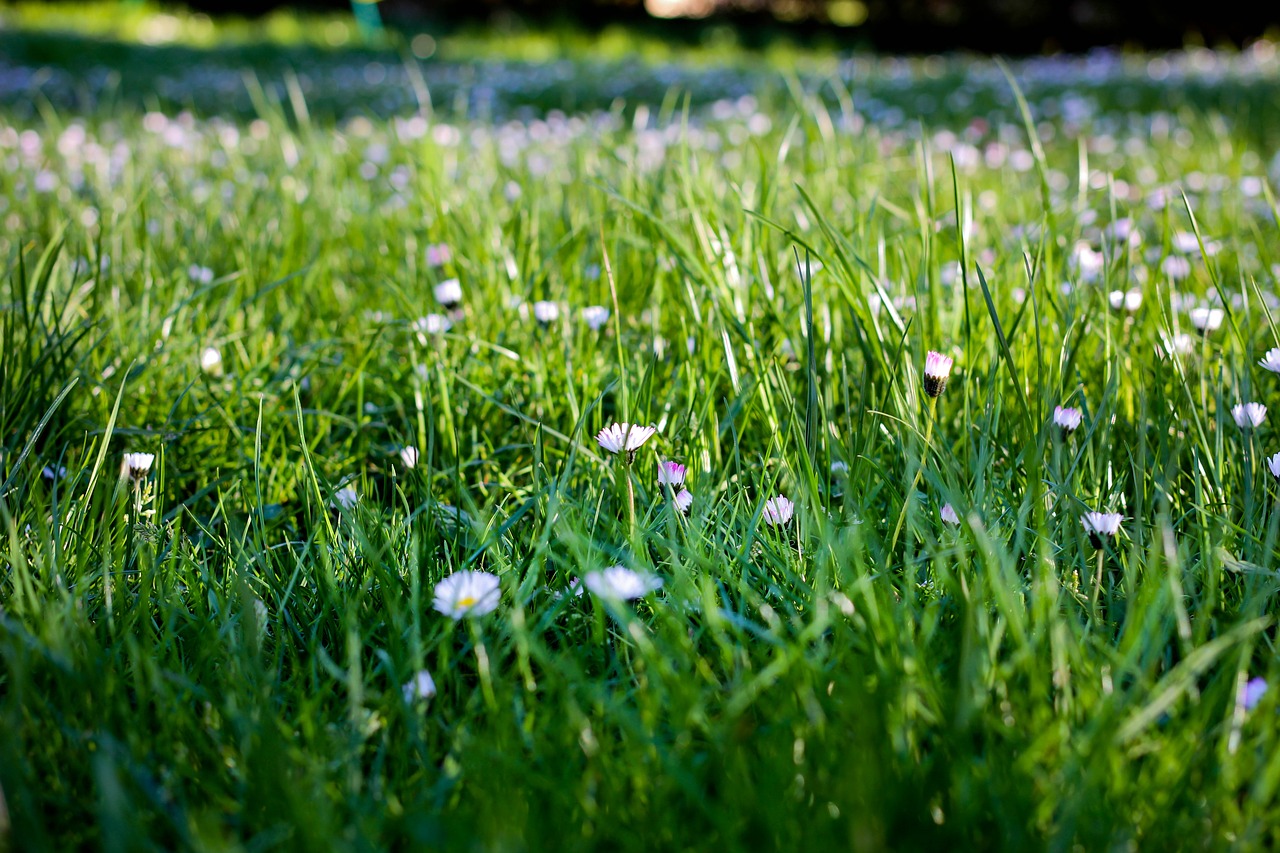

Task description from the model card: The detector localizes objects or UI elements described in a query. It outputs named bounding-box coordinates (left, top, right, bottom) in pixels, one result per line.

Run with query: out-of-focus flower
left=582, top=566, right=662, bottom=600
left=432, top=570, right=501, bottom=619
left=580, top=305, right=610, bottom=330
left=1233, top=403, right=1267, bottom=429
left=1081, top=511, right=1122, bottom=548
left=1054, top=406, right=1083, bottom=434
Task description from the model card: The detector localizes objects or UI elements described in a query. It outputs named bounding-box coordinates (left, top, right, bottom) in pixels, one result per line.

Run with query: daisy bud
left=433, top=278, right=463, bottom=309
left=940, top=503, right=961, bottom=525
left=1258, top=347, right=1280, bottom=374
left=1267, top=451, right=1280, bottom=480
left=762, top=495, right=795, bottom=526
left=1189, top=306, right=1224, bottom=334
left=1232, top=402, right=1267, bottom=430
left=121, top=452, right=155, bottom=481
left=1080, top=511, right=1123, bottom=549
left=1053, top=405, right=1083, bottom=434
left=399, top=445, right=420, bottom=469
left=923, top=351, right=954, bottom=398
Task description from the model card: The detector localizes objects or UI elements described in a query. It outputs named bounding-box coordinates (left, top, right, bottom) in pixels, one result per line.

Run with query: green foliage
left=3, top=9, right=1280, bottom=851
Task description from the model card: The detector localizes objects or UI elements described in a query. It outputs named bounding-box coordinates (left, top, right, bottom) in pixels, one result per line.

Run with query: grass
left=4, top=5, right=1280, bottom=850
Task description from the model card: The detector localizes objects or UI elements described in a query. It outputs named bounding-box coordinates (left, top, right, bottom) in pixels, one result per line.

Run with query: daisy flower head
left=1259, top=347, right=1280, bottom=374
left=399, top=445, right=419, bottom=469
left=580, top=305, right=610, bottom=330
left=122, top=452, right=155, bottom=480
left=533, top=301, right=560, bottom=325
left=923, top=351, right=954, bottom=398
left=582, top=566, right=663, bottom=601
left=940, top=503, right=961, bottom=525
left=42, top=464, right=66, bottom=481
left=1081, top=511, right=1123, bottom=549
left=413, top=314, right=452, bottom=339
left=402, top=669, right=437, bottom=702
left=1268, top=451, right=1280, bottom=480
left=672, top=488, right=693, bottom=513
left=1189, top=306, right=1224, bottom=334
left=1233, top=402, right=1267, bottom=430
left=1242, top=676, right=1269, bottom=712
left=200, top=346, right=223, bottom=375
left=330, top=485, right=358, bottom=511
left=432, top=570, right=501, bottom=619
left=762, top=495, right=795, bottom=526
left=595, top=422, right=658, bottom=463
left=657, top=461, right=687, bottom=487
left=1053, top=405, right=1083, bottom=434
left=425, top=243, right=452, bottom=268
left=433, top=278, right=463, bottom=309
left=1108, top=289, right=1143, bottom=313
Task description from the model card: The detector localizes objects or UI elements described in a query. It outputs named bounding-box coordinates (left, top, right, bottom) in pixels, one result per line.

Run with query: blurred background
left=157, top=0, right=1280, bottom=53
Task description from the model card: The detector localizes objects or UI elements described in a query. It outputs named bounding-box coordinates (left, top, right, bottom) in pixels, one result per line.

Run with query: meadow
left=5, top=5, right=1280, bottom=849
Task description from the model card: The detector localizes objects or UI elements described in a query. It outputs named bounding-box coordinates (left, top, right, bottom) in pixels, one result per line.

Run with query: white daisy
left=1081, top=511, right=1123, bottom=548
left=200, top=346, right=223, bottom=374
left=1233, top=402, right=1267, bottom=429
left=582, top=566, right=663, bottom=600
left=399, top=445, right=419, bottom=469
left=580, top=305, right=610, bottom=330
left=1268, top=451, right=1280, bottom=479
left=940, top=503, right=961, bottom=525
left=402, top=669, right=437, bottom=702
left=122, top=452, right=154, bottom=479
left=433, top=278, right=463, bottom=308
left=1053, top=406, right=1083, bottom=434
left=762, top=495, right=795, bottom=526
left=413, top=314, right=452, bottom=338
left=330, top=485, right=358, bottom=510
left=1189, top=306, right=1224, bottom=333
left=1108, top=289, right=1143, bottom=312
left=1258, top=348, right=1280, bottom=374
left=533, top=301, right=560, bottom=324
left=432, top=570, right=501, bottom=619
left=595, top=423, right=658, bottom=460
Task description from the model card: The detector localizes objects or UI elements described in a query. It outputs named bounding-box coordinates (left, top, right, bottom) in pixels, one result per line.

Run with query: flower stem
left=624, top=454, right=637, bottom=545
left=887, top=400, right=936, bottom=562
left=1090, top=547, right=1105, bottom=620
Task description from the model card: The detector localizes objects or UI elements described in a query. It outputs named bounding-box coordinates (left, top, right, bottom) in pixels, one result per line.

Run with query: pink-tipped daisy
left=940, top=503, right=961, bottom=525
left=1081, top=511, right=1123, bottom=549
left=1053, top=406, right=1083, bottom=434
left=923, top=351, right=954, bottom=398
left=762, top=495, right=795, bottom=526
left=673, top=488, right=693, bottom=513
left=1233, top=403, right=1267, bottom=430
left=657, top=461, right=687, bottom=487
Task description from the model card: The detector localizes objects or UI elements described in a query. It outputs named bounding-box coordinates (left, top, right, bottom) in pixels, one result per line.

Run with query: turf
left=4, top=6, right=1280, bottom=850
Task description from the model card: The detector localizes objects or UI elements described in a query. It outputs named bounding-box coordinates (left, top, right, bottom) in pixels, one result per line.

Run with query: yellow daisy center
left=457, top=596, right=477, bottom=609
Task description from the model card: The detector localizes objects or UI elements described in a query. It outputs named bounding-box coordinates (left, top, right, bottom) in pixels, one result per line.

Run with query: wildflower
left=1081, top=511, right=1123, bottom=548
left=580, top=305, right=610, bottom=330
left=533, top=301, right=560, bottom=325
left=432, top=570, right=501, bottom=619
left=41, top=464, right=66, bottom=480
left=595, top=422, right=657, bottom=463
left=1054, top=406, right=1083, bottom=434
left=673, top=488, right=693, bottom=513
left=1108, top=289, right=1143, bottom=313
left=657, top=461, right=686, bottom=487
left=414, top=314, right=452, bottom=338
left=399, top=445, right=419, bottom=469
left=402, top=669, right=437, bottom=702
left=434, top=278, right=462, bottom=308
left=1233, top=403, right=1267, bottom=429
left=200, top=346, right=223, bottom=375
left=1158, top=332, right=1195, bottom=359
left=762, top=495, right=795, bottom=526
left=923, top=351, right=954, bottom=398
left=1189, top=306, right=1224, bottom=334
left=188, top=264, right=214, bottom=284
left=940, top=503, right=961, bottom=525
left=1162, top=255, right=1192, bottom=280
left=582, top=566, right=663, bottom=600
left=1260, top=348, right=1280, bottom=374
left=330, top=485, right=358, bottom=510
left=122, top=452, right=154, bottom=480
left=1268, top=452, right=1280, bottom=479
left=1242, top=676, right=1269, bottom=711
left=425, top=243, right=452, bottom=268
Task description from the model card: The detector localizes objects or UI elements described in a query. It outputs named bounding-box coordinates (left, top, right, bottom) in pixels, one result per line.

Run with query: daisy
left=432, top=570, right=501, bottom=619
left=1053, top=406, right=1083, bottom=434
left=595, top=423, right=657, bottom=463
left=657, top=461, right=686, bottom=487
left=200, top=346, right=223, bottom=374
left=424, top=243, right=452, bottom=268
left=1162, top=255, right=1192, bottom=280
left=1108, top=289, right=1143, bottom=313
left=1232, top=403, right=1267, bottom=429
left=923, top=350, right=954, bottom=398
left=413, top=314, right=452, bottom=338
left=1242, top=676, right=1269, bottom=711
left=1267, top=451, right=1280, bottom=479
left=831, top=461, right=849, bottom=475
left=330, top=485, right=358, bottom=510
left=940, top=503, right=961, bottom=525
left=433, top=278, right=462, bottom=308
left=580, top=305, right=610, bottom=330
left=1258, top=347, right=1280, bottom=373
left=1158, top=332, right=1195, bottom=359
left=402, top=669, right=437, bottom=702
left=673, top=488, right=693, bottom=513
left=122, top=452, right=154, bottom=479
left=533, top=301, right=560, bottom=325
left=399, top=445, right=419, bottom=469
left=762, top=495, right=795, bottom=526
left=1081, top=511, right=1123, bottom=549
left=582, top=566, right=663, bottom=600
left=1189, top=306, right=1224, bottom=334
left=41, top=464, right=66, bottom=480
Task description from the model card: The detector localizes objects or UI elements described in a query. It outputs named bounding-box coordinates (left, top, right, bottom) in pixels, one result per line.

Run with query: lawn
left=4, top=5, right=1280, bottom=850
